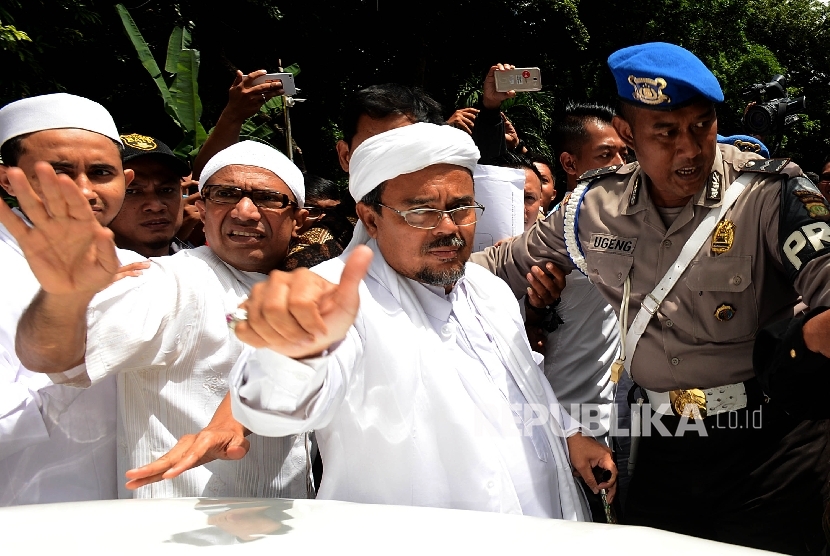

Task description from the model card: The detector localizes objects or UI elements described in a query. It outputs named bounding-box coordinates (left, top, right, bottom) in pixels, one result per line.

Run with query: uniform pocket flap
left=685, top=255, right=752, bottom=292
left=585, top=251, right=634, bottom=287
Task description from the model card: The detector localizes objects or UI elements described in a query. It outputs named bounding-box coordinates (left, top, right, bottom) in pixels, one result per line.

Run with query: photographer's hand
left=192, top=70, right=285, bottom=178
left=447, top=107, right=479, bottom=134
left=482, top=63, right=517, bottom=110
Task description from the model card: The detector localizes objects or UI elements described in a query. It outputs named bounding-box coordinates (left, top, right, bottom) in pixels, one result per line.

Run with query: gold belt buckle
left=669, top=389, right=707, bottom=420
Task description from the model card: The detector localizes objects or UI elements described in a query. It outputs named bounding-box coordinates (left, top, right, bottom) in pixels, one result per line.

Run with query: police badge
left=628, top=76, right=672, bottom=106
left=712, top=220, right=735, bottom=254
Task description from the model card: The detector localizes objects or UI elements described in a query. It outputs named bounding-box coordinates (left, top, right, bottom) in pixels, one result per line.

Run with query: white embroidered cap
left=199, top=140, right=305, bottom=207
left=0, top=93, right=122, bottom=150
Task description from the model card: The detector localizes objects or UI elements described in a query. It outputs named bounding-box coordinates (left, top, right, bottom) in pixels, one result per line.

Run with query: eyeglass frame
left=819, top=173, right=830, bottom=184
left=200, top=184, right=299, bottom=210
left=303, top=205, right=327, bottom=220
left=377, top=202, right=485, bottom=230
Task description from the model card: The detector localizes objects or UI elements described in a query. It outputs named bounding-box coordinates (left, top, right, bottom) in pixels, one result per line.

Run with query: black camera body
left=741, top=74, right=806, bottom=136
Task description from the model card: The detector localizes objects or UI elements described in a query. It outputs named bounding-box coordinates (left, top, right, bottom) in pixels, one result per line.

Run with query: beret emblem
left=628, top=75, right=672, bottom=105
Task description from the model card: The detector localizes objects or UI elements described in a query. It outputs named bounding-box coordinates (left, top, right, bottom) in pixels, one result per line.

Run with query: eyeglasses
left=201, top=185, right=297, bottom=210
left=378, top=202, right=485, bottom=229
left=819, top=173, right=830, bottom=184
left=304, top=205, right=326, bottom=220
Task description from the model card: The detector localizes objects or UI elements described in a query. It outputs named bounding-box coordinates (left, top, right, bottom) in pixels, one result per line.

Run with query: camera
left=741, top=74, right=806, bottom=136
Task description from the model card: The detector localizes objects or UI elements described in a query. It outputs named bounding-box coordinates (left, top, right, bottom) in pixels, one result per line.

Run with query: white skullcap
left=199, top=140, right=305, bottom=207
left=349, top=122, right=479, bottom=202
left=0, top=93, right=121, bottom=150
left=344, top=122, right=480, bottom=252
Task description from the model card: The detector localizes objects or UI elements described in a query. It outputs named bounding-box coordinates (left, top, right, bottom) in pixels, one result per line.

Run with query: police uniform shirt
left=471, top=143, right=830, bottom=393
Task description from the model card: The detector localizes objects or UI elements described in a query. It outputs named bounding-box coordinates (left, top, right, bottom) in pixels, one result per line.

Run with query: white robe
left=231, top=239, right=589, bottom=519
left=73, top=245, right=309, bottom=499
left=0, top=210, right=141, bottom=505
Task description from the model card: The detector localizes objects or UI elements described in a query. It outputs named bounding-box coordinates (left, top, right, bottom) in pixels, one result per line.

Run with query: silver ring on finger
left=226, top=308, right=248, bottom=332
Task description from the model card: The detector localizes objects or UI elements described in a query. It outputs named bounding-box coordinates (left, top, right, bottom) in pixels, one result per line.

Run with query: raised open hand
left=0, top=162, right=119, bottom=297
left=224, top=70, right=285, bottom=123
left=234, top=245, right=373, bottom=359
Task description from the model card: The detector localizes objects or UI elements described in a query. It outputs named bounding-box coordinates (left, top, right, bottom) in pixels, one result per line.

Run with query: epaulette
left=741, top=158, right=791, bottom=174
left=577, top=164, right=622, bottom=181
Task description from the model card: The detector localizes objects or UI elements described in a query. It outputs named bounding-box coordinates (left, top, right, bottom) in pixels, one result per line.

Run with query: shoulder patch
left=780, top=176, right=830, bottom=280
left=578, top=164, right=622, bottom=181
left=743, top=158, right=791, bottom=174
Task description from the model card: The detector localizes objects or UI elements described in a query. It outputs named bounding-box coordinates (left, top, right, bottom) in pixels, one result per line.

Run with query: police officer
left=472, top=42, right=830, bottom=553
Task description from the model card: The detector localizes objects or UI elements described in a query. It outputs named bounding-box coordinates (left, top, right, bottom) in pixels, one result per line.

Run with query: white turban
left=345, top=123, right=480, bottom=252
left=199, top=140, right=305, bottom=207
left=0, top=93, right=121, bottom=150
left=349, top=122, right=479, bottom=201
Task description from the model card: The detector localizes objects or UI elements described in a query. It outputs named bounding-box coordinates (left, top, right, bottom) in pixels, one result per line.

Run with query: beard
left=414, top=235, right=467, bottom=287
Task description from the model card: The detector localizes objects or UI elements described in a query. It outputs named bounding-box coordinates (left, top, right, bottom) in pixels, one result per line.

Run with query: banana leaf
left=168, top=48, right=202, bottom=134
left=165, top=26, right=191, bottom=74
left=173, top=122, right=207, bottom=161
left=283, top=63, right=300, bottom=76
left=115, top=4, right=175, bottom=120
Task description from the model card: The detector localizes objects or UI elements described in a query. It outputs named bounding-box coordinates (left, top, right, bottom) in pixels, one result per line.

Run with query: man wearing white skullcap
left=0, top=93, right=143, bottom=505
left=2, top=139, right=312, bottom=500
left=221, top=123, right=615, bottom=520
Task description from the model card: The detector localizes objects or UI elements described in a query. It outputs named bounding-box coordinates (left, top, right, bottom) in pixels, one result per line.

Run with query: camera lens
left=743, top=104, right=775, bottom=135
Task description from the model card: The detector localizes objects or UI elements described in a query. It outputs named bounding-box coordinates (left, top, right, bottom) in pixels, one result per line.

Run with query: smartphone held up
left=494, top=67, right=542, bottom=93
left=251, top=72, right=297, bottom=96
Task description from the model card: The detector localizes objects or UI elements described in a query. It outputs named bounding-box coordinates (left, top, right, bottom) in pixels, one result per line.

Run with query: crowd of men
left=0, top=42, right=828, bottom=554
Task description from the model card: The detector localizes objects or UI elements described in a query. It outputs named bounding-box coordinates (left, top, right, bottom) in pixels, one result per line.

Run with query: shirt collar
left=405, top=275, right=460, bottom=323
left=693, top=145, right=725, bottom=208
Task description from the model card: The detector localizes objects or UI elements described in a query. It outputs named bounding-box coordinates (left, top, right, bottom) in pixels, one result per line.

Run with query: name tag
left=589, top=233, right=637, bottom=255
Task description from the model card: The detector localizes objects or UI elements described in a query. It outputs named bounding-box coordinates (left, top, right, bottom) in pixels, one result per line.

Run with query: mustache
left=421, top=235, right=466, bottom=254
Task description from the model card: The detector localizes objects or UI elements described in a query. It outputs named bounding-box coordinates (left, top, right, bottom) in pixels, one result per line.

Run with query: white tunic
left=541, top=271, right=619, bottom=446
left=231, top=240, right=588, bottom=518
left=0, top=210, right=135, bottom=505
left=77, top=246, right=309, bottom=499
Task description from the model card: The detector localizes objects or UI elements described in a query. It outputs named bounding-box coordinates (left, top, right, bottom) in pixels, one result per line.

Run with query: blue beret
left=717, top=134, right=770, bottom=158
left=608, top=42, right=724, bottom=110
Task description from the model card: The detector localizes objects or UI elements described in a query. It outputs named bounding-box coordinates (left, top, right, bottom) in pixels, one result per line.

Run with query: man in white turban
left=0, top=93, right=144, bottom=505
left=228, top=123, right=616, bottom=519
left=1, top=140, right=312, bottom=500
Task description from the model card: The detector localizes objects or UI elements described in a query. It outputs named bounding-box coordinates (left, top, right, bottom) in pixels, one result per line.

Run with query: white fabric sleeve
left=230, top=327, right=362, bottom=437
left=83, top=261, right=197, bottom=385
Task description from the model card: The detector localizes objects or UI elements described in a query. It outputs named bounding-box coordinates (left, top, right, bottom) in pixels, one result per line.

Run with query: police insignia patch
left=780, top=176, right=830, bottom=279
left=733, top=139, right=761, bottom=154
left=794, top=190, right=830, bottom=221
left=714, top=303, right=736, bottom=321
left=706, top=172, right=721, bottom=201
left=629, top=175, right=641, bottom=206
left=628, top=75, right=671, bottom=105
left=742, top=158, right=791, bottom=174
left=712, top=220, right=735, bottom=254
left=121, top=133, right=157, bottom=151
left=578, top=164, right=621, bottom=181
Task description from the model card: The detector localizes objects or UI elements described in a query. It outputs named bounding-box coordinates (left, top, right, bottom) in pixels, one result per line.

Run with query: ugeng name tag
left=589, top=233, right=637, bottom=255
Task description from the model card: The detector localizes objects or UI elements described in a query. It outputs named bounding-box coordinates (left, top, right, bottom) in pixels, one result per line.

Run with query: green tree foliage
left=2, top=0, right=830, bottom=177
